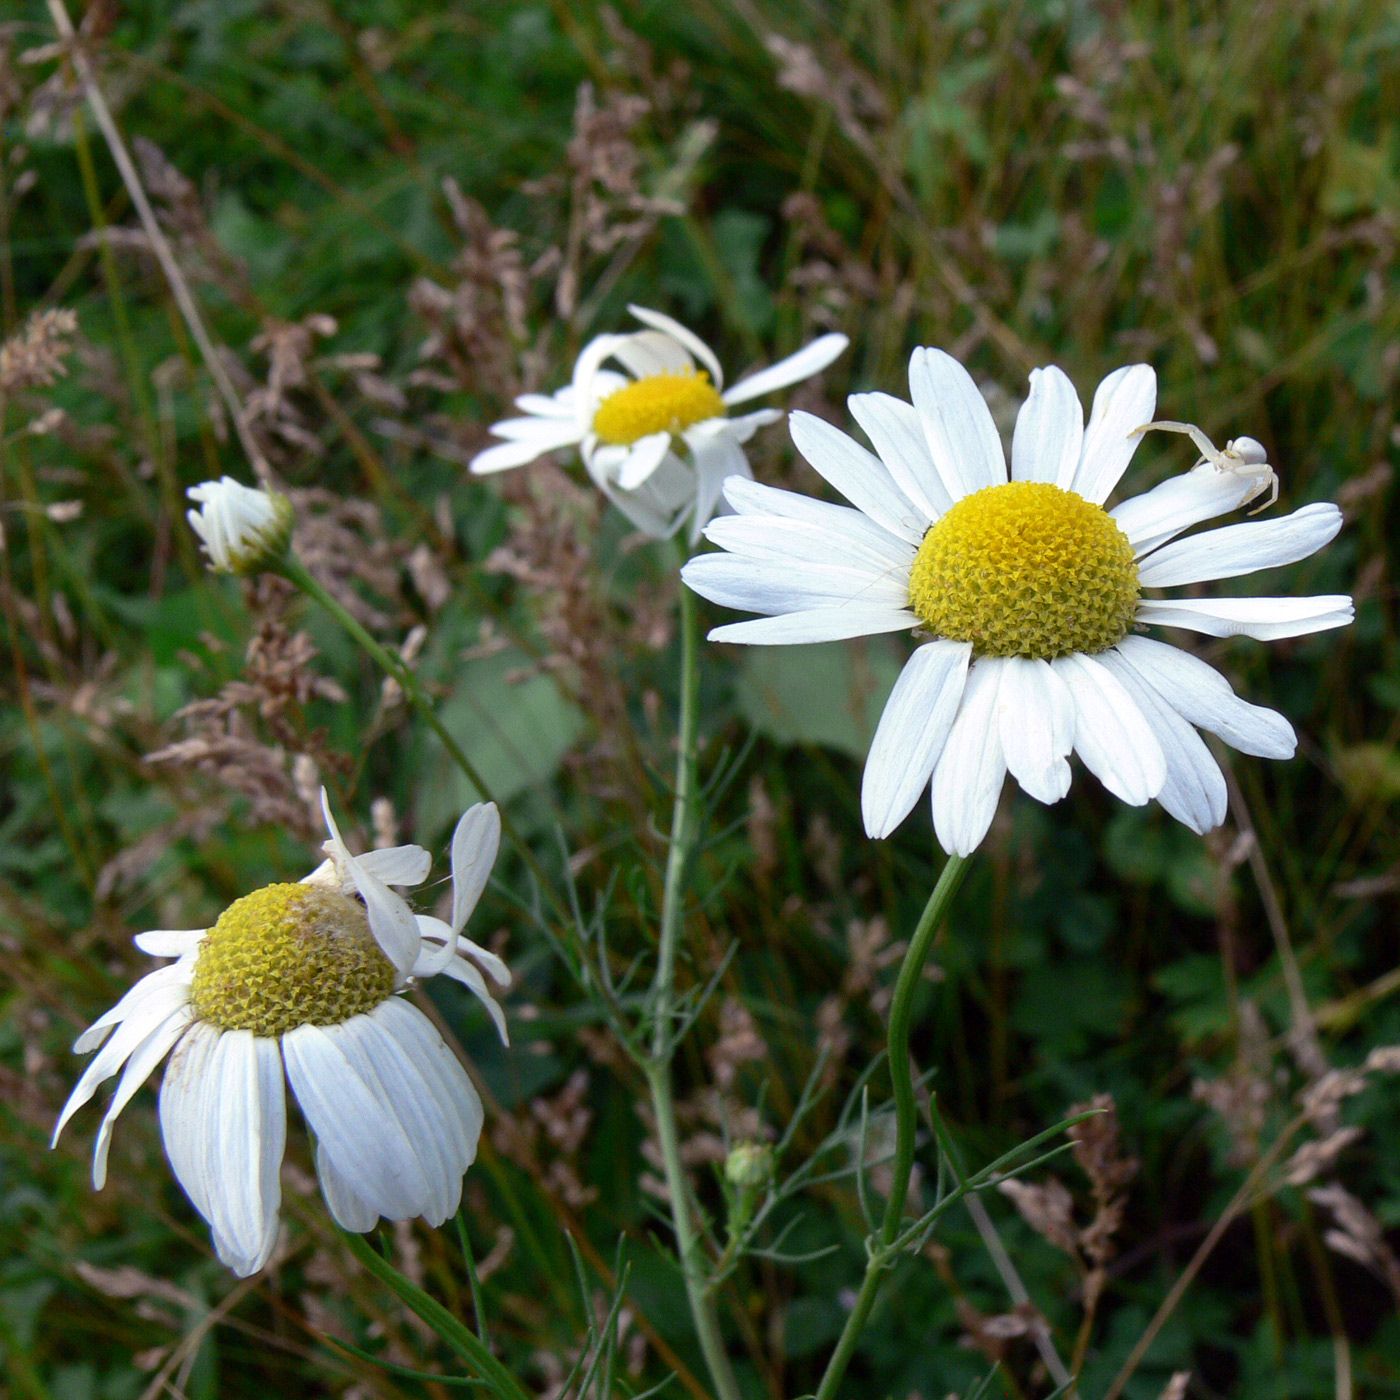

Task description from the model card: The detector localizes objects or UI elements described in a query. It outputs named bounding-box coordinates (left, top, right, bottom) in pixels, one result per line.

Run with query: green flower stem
left=813, top=850, right=971, bottom=1400
left=280, top=555, right=555, bottom=904
left=644, top=565, right=742, bottom=1400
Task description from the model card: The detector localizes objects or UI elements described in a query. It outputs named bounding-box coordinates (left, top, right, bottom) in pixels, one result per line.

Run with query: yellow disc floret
left=189, top=883, right=396, bottom=1038
left=591, top=370, right=726, bottom=446
left=908, top=481, right=1139, bottom=658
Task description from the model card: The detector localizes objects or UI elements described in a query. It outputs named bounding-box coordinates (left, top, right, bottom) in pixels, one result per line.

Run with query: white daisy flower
left=469, top=305, right=848, bottom=539
left=682, top=349, right=1353, bottom=856
left=186, top=476, right=294, bottom=575
left=52, top=792, right=510, bottom=1277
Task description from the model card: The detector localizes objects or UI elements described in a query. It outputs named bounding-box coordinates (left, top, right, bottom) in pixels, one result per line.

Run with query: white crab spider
left=1130, top=419, right=1278, bottom=513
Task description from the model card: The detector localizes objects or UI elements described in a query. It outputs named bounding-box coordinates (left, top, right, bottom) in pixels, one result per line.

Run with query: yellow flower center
left=188, top=883, right=396, bottom=1038
left=908, top=481, right=1140, bottom=658
left=591, top=370, right=726, bottom=446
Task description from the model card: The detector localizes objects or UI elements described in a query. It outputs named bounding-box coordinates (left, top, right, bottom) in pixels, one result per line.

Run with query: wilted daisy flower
left=470, top=305, right=848, bottom=539
left=53, top=793, right=509, bottom=1276
left=187, top=476, right=294, bottom=575
left=683, top=349, right=1352, bottom=855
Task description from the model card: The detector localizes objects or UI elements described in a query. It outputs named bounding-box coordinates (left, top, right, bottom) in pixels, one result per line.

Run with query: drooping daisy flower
left=53, top=793, right=509, bottom=1276
left=470, top=305, right=848, bottom=539
left=682, top=349, right=1352, bottom=855
left=186, top=477, right=294, bottom=575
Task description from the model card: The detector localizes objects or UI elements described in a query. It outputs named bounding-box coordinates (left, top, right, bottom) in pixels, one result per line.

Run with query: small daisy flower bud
left=186, top=476, right=294, bottom=575
left=724, top=1140, right=774, bottom=1238
left=724, top=1140, right=775, bottom=1194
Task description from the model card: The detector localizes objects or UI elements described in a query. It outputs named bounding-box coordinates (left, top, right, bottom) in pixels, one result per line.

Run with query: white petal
left=512, top=389, right=574, bottom=418
left=353, top=868, right=420, bottom=979
left=1135, top=502, right=1343, bottom=588
left=334, top=1008, right=457, bottom=1225
left=55, top=980, right=193, bottom=1142
left=861, top=641, right=972, bottom=838
left=786, top=412, right=928, bottom=544
left=1010, top=366, right=1084, bottom=488
left=313, top=1001, right=479, bottom=1228
left=930, top=659, right=1007, bottom=856
left=997, top=656, right=1076, bottom=805
left=1072, top=364, right=1156, bottom=503
left=1135, top=594, right=1354, bottom=641
left=320, top=791, right=418, bottom=976
left=1111, top=461, right=1267, bottom=554
left=283, top=1020, right=423, bottom=1222
left=74, top=960, right=197, bottom=1054
left=611, top=330, right=694, bottom=380
left=316, top=1143, right=379, bottom=1231
left=436, top=951, right=510, bottom=1045
left=616, top=432, right=674, bottom=490
left=457, top=938, right=511, bottom=988
left=721, top=476, right=915, bottom=563
left=202, top=1031, right=285, bottom=1277
left=377, top=999, right=482, bottom=1170
left=1113, top=636, right=1296, bottom=758
left=721, top=334, right=848, bottom=406
left=413, top=916, right=456, bottom=977
left=625, top=306, right=724, bottom=387
left=583, top=439, right=625, bottom=479
left=688, top=430, right=749, bottom=538
left=714, top=407, right=782, bottom=443
left=848, top=391, right=956, bottom=521
left=133, top=929, right=205, bottom=957
left=1053, top=653, right=1166, bottom=805
left=485, top=415, right=584, bottom=443
left=451, top=804, right=500, bottom=934
left=92, top=1006, right=194, bottom=1189
left=601, top=453, right=693, bottom=538
left=907, top=348, right=1008, bottom=502
left=316, top=789, right=356, bottom=880
left=706, top=605, right=917, bottom=645
left=585, top=371, right=628, bottom=402
left=469, top=426, right=581, bottom=475
left=681, top=552, right=911, bottom=615
left=571, top=333, right=629, bottom=428
left=704, top=510, right=914, bottom=577
left=160, top=1021, right=221, bottom=1224
left=1098, top=652, right=1226, bottom=834
left=354, top=844, right=432, bottom=888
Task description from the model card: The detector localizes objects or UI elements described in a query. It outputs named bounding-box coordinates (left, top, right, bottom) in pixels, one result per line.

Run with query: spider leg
left=1246, top=473, right=1280, bottom=515
left=1130, top=419, right=1223, bottom=465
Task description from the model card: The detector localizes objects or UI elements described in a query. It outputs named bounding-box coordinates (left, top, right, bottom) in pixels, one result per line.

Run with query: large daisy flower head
left=470, top=305, right=848, bottom=540
left=682, top=349, right=1353, bottom=856
left=53, top=793, right=510, bottom=1276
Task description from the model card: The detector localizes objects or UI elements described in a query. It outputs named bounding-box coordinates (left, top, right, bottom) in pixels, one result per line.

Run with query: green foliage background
left=2, top=1, right=1399, bottom=1397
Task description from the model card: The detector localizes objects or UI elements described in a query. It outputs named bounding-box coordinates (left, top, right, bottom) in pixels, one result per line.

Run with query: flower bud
left=186, top=476, right=294, bottom=575
left=724, top=1141, right=774, bottom=1194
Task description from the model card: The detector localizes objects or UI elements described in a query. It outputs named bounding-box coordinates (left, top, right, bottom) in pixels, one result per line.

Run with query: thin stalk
left=1101, top=1117, right=1306, bottom=1400
left=650, top=563, right=701, bottom=1064
left=643, top=567, right=741, bottom=1400
left=813, top=851, right=971, bottom=1400
left=45, top=0, right=271, bottom=481
left=278, top=555, right=558, bottom=910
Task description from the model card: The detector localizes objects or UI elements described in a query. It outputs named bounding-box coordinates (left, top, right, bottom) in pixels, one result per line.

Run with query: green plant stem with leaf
left=643, top=556, right=743, bottom=1400
left=813, top=850, right=971, bottom=1400
left=342, top=1230, right=530, bottom=1400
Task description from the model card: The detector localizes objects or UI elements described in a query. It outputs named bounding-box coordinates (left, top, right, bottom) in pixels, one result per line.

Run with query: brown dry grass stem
left=43, top=0, right=271, bottom=481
